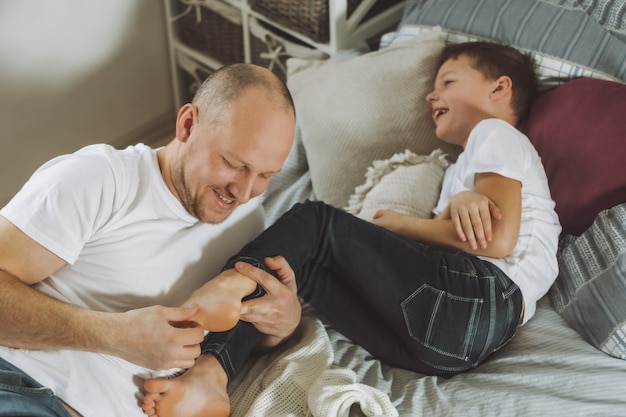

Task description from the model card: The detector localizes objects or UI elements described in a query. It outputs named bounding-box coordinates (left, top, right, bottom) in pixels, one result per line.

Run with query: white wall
left=0, top=0, right=174, bottom=205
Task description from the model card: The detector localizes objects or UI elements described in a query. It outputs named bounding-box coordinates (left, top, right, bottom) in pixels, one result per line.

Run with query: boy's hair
left=438, top=42, right=537, bottom=122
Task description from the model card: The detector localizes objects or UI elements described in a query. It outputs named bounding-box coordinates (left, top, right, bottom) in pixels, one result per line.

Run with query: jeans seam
left=224, top=256, right=267, bottom=272
left=480, top=277, right=498, bottom=362
left=0, top=383, right=54, bottom=397
left=201, top=321, right=249, bottom=381
left=0, top=357, right=72, bottom=417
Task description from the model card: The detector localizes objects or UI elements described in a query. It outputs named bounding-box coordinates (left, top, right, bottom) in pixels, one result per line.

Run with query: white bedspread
left=229, top=314, right=397, bottom=417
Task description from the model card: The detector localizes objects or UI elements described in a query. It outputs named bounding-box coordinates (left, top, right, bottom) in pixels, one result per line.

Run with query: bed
left=226, top=0, right=626, bottom=416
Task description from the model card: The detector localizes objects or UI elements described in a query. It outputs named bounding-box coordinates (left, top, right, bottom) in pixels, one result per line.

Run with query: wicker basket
left=249, top=17, right=328, bottom=82
left=171, top=0, right=244, bottom=65
left=176, top=52, right=215, bottom=104
left=250, top=0, right=404, bottom=43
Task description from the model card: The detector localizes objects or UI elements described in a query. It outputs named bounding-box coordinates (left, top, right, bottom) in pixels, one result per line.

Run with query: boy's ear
left=490, top=76, right=513, bottom=100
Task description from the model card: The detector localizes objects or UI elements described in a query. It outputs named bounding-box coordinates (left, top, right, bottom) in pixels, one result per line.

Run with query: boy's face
left=426, top=54, right=497, bottom=148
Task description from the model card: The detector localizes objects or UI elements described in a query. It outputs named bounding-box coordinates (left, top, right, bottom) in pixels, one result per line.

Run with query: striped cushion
left=399, top=0, right=626, bottom=83
left=550, top=203, right=626, bottom=360
left=537, top=0, right=626, bottom=39
left=380, top=25, right=620, bottom=89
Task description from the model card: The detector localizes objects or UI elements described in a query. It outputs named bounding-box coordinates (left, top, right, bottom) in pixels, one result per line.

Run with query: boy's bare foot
left=183, top=268, right=258, bottom=332
left=142, top=354, right=230, bottom=417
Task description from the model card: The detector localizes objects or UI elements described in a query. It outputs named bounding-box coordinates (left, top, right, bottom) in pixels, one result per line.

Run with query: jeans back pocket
left=402, top=284, right=483, bottom=361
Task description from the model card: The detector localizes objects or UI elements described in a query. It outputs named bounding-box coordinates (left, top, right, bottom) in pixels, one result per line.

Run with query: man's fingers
left=166, top=304, right=199, bottom=324
left=241, top=294, right=281, bottom=324
left=178, top=344, right=201, bottom=364
left=264, top=256, right=290, bottom=278
left=234, top=261, right=276, bottom=293
left=240, top=298, right=261, bottom=319
left=264, top=256, right=297, bottom=292
left=235, top=257, right=296, bottom=293
left=162, top=305, right=205, bottom=342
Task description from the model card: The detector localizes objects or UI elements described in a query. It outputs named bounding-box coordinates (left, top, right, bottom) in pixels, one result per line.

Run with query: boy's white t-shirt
left=0, top=143, right=265, bottom=417
left=433, top=119, right=561, bottom=324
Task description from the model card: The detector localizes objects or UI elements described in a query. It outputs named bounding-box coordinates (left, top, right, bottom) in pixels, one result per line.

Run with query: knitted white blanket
left=228, top=317, right=398, bottom=417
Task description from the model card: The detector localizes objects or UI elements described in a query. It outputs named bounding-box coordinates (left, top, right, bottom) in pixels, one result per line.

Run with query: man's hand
left=442, top=191, right=502, bottom=250
left=235, top=257, right=301, bottom=350
left=0, top=269, right=205, bottom=371
left=108, top=304, right=205, bottom=370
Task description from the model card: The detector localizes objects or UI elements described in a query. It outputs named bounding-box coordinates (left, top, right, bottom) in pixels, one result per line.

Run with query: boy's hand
left=371, top=209, right=409, bottom=235
left=445, top=191, right=502, bottom=250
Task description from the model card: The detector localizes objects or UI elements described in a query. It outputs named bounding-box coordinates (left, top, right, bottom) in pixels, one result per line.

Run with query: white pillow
left=346, top=149, right=449, bottom=221
left=286, top=27, right=461, bottom=209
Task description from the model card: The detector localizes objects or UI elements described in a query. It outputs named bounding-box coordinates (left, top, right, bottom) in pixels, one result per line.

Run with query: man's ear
left=175, top=103, right=197, bottom=143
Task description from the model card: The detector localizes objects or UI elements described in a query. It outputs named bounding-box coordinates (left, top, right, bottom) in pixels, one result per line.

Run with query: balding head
left=192, top=63, right=295, bottom=127
left=160, top=63, right=296, bottom=224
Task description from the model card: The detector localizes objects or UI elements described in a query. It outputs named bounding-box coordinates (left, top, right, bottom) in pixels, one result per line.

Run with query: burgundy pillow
left=519, top=78, right=626, bottom=236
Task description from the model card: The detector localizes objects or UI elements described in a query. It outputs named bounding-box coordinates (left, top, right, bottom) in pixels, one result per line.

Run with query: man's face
left=173, top=87, right=295, bottom=224
left=426, top=55, right=496, bottom=148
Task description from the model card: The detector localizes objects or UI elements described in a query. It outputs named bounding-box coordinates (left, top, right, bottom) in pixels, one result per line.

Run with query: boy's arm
left=439, top=190, right=503, bottom=250
left=373, top=172, right=521, bottom=259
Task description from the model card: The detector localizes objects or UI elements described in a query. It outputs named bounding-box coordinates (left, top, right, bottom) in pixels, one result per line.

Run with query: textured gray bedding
left=229, top=296, right=626, bottom=416
left=331, top=296, right=626, bottom=416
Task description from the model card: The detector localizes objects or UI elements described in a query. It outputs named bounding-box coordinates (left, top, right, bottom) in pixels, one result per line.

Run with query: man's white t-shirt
left=0, top=143, right=265, bottom=417
left=433, top=119, right=561, bottom=324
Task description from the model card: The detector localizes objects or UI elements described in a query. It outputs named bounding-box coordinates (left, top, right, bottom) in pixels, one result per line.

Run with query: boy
left=142, top=42, right=561, bottom=417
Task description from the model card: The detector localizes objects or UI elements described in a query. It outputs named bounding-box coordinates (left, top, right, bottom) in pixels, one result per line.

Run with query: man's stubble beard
left=172, top=160, right=233, bottom=225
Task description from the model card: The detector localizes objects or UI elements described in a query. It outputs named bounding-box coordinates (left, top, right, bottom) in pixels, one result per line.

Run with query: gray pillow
left=550, top=203, right=626, bottom=360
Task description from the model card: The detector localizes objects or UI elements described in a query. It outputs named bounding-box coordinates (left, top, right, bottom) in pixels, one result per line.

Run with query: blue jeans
left=0, top=357, right=72, bottom=417
left=202, top=200, right=523, bottom=380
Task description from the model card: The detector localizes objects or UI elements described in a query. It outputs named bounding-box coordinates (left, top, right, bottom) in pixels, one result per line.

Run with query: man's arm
left=0, top=216, right=205, bottom=370
left=373, top=172, right=521, bottom=258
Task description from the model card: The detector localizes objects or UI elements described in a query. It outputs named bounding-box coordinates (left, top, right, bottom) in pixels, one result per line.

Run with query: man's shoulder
left=21, top=143, right=156, bottom=208
left=75, top=143, right=152, bottom=166
left=67, top=143, right=155, bottom=183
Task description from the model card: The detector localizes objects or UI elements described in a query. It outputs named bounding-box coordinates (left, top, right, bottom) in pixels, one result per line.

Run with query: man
left=0, top=63, right=300, bottom=417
